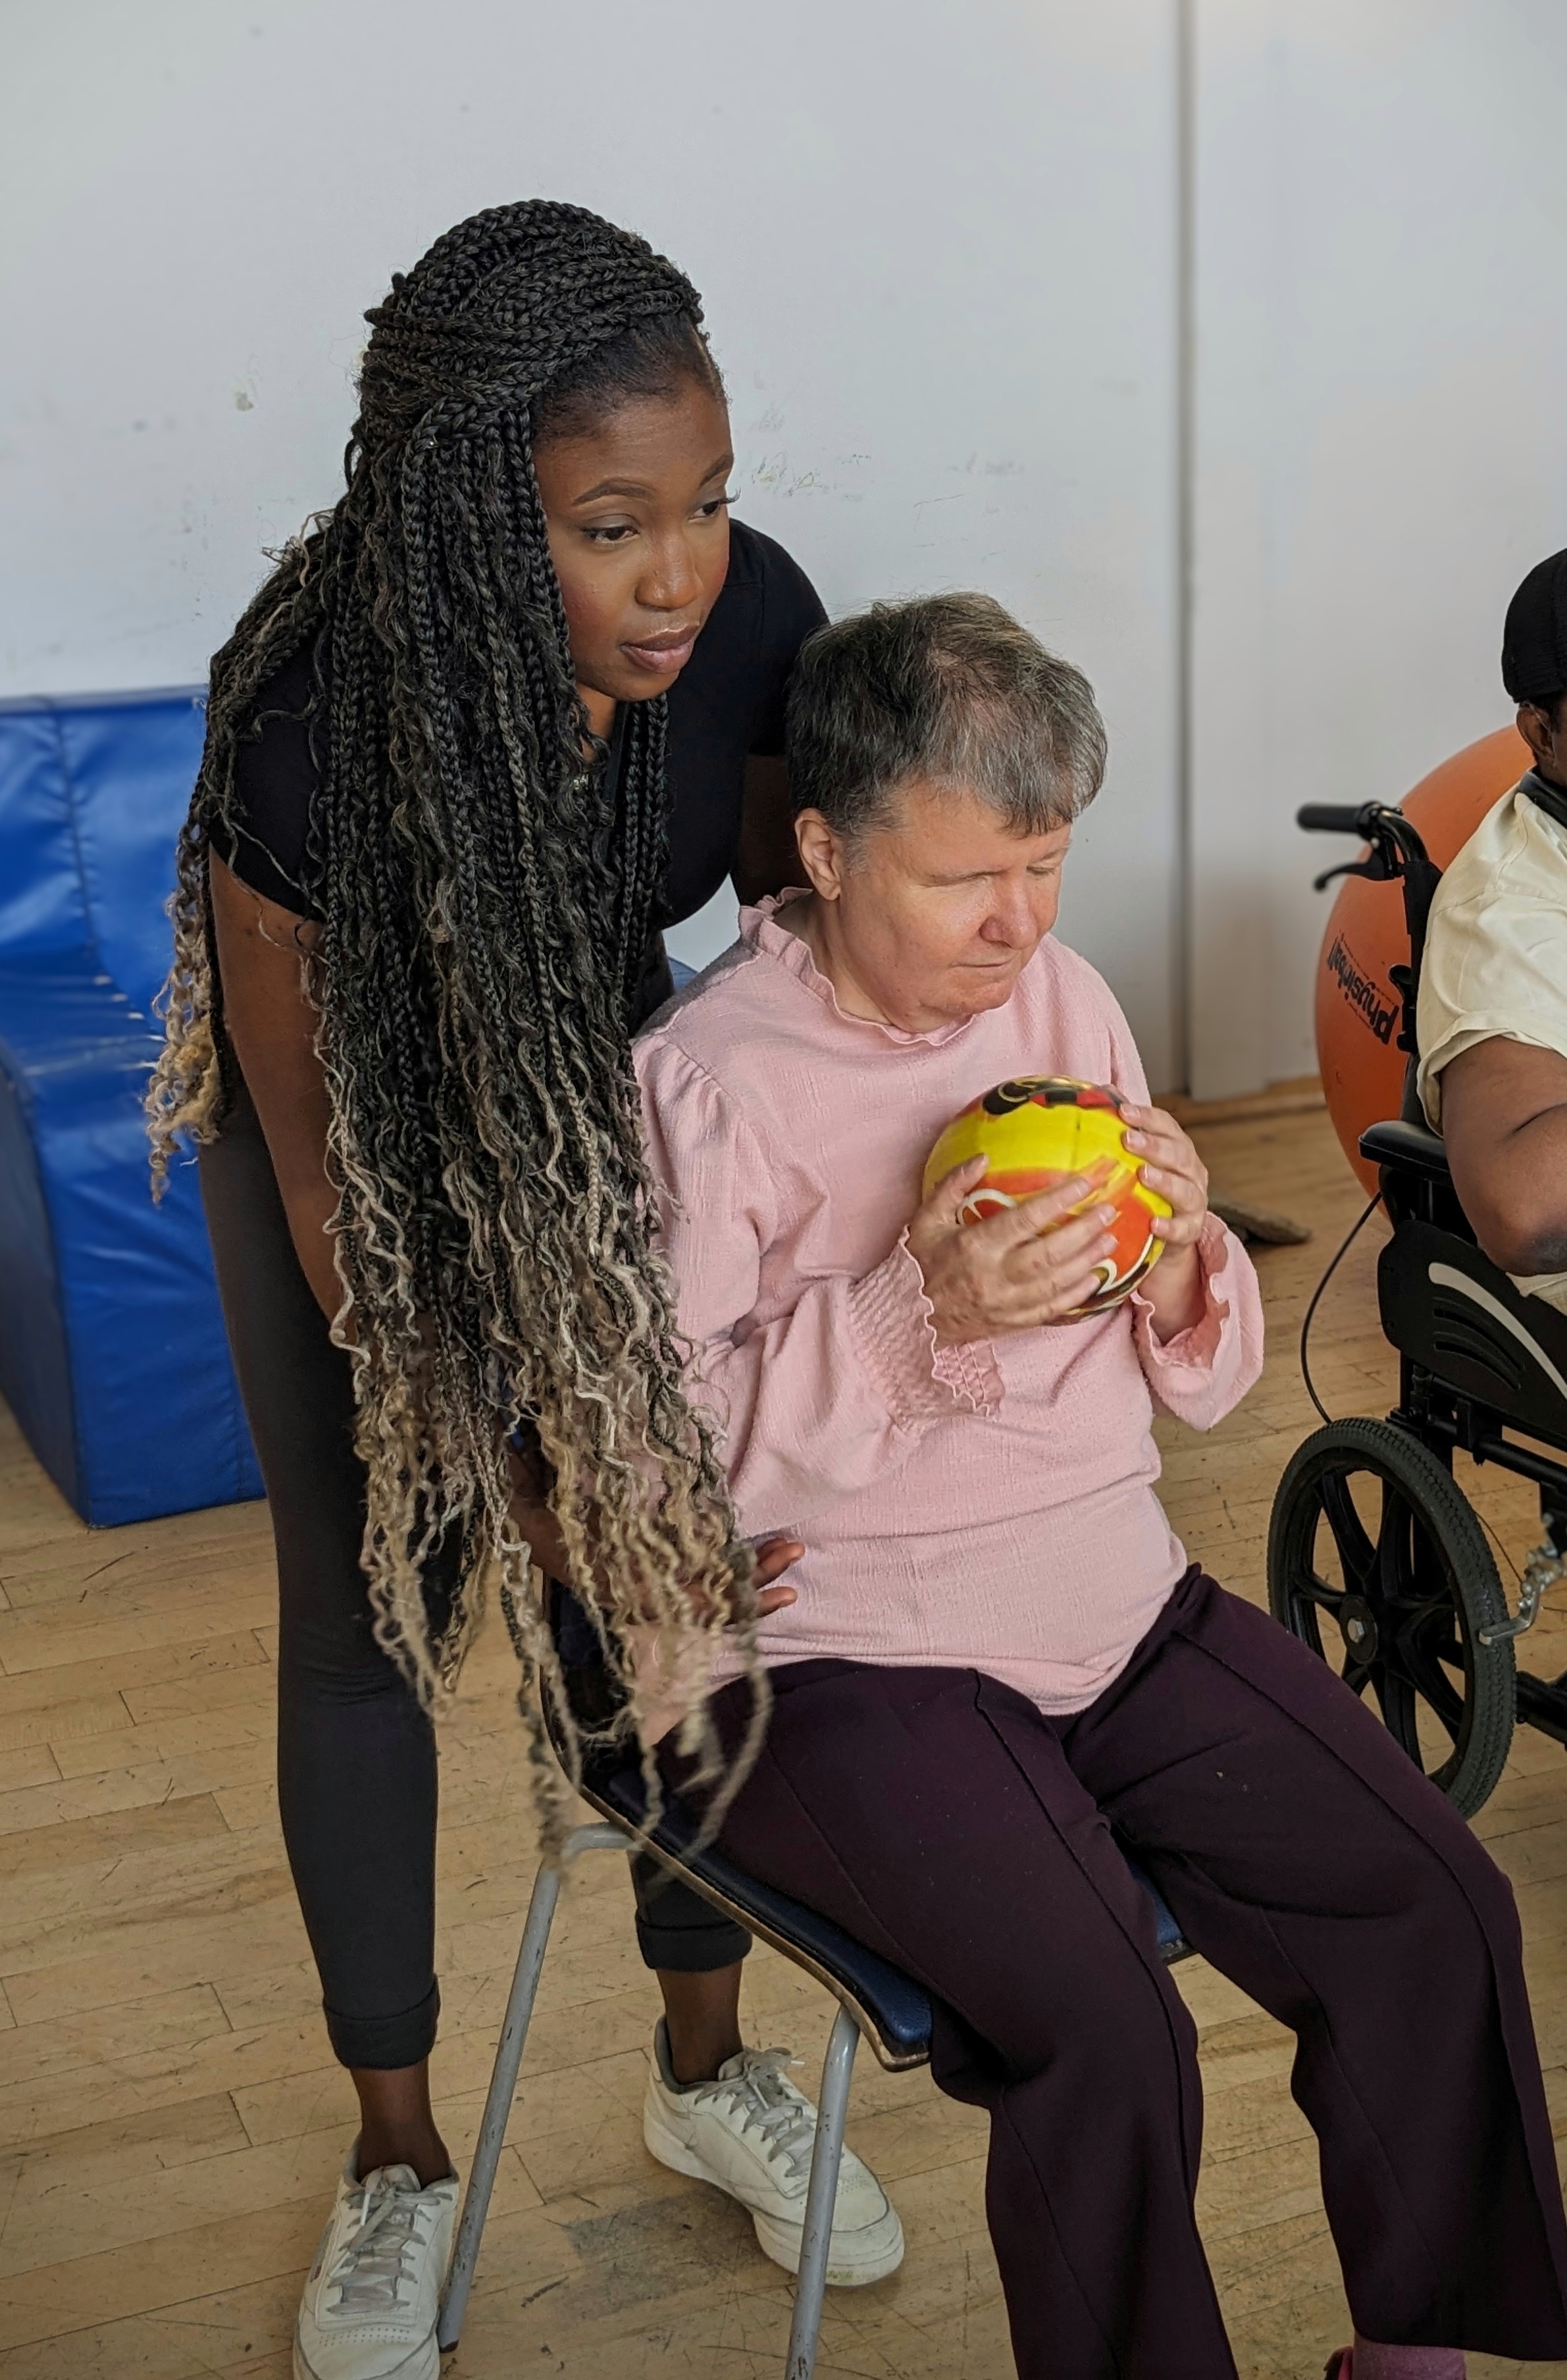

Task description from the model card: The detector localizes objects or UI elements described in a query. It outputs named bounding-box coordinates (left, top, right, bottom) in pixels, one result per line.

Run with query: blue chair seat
left=586, top=1747, right=935, bottom=2065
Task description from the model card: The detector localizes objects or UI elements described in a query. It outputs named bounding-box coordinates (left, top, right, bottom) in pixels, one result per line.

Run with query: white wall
left=1189, top=0, right=1567, bottom=1095
left=12, top=2, right=1562, bottom=1099
left=0, top=0, right=1183, bottom=1086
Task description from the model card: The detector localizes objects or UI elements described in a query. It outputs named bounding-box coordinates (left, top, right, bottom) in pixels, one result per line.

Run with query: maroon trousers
left=670, top=1571, right=1567, bottom=2380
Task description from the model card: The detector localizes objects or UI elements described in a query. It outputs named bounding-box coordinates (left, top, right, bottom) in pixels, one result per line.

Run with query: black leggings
left=199, top=1081, right=749, bottom=2071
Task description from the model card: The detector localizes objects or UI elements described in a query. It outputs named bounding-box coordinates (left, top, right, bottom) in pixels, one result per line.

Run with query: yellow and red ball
left=922, top=1075, right=1171, bottom=1316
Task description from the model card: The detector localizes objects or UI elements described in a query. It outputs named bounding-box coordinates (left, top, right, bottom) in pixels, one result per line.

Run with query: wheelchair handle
left=1297, top=802, right=1379, bottom=836
left=1299, top=799, right=1443, bottom=1126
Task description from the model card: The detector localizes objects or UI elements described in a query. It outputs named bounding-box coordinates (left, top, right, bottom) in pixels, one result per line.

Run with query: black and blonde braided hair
left=148, top=201, right=763, bottom=1828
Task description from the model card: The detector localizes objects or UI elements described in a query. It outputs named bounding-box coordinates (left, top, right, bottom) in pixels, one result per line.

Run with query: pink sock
left=1349, top=2338, right=1465, bottom=2380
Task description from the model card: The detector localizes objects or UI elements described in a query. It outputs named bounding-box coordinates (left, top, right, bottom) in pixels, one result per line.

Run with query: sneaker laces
left=692, top=2049, right=817, bottom=2186
left=329, top=2172, right=428, bottom=2317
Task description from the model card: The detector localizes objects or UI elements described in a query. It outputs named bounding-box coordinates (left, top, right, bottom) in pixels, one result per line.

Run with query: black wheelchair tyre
left=1267, top=1416, right=1514, bottom=1817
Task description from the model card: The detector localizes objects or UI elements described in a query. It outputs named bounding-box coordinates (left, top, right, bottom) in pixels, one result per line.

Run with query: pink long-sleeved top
left=635, top=895, right=1265, bottom=1719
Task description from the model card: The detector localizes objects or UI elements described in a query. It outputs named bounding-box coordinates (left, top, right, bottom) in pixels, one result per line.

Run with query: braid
left=148, top=201, right=759, bottom=1846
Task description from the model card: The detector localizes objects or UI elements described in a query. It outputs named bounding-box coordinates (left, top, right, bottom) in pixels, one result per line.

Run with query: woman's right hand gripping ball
left=906, top=1155, right=1119, bottom=1346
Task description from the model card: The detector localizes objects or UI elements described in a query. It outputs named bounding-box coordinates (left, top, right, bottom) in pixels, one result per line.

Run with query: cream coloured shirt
left=1416, top=779, right=1567, bottom=1312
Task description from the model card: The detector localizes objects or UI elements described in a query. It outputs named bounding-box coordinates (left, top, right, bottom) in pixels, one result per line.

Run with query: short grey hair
left=784, top=592, right=1108, bottom=839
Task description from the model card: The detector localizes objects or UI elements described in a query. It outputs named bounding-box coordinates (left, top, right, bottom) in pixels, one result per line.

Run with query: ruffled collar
left=739, top=890, right=979, bottom=1049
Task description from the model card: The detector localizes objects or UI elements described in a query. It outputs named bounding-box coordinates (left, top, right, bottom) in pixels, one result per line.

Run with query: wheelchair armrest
left=1359, top=1117, right=1452, bottom=1183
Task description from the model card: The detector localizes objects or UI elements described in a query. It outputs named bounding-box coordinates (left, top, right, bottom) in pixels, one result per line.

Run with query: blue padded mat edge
left=0, top=688, right=263, bottom=1524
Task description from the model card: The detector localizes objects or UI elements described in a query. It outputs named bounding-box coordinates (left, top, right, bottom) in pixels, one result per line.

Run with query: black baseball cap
left=1502, top=548, right=1567, bottom=705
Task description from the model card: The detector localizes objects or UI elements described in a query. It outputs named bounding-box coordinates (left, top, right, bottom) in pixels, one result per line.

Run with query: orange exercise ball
left=1315, top=724, right=1530, bottom=1194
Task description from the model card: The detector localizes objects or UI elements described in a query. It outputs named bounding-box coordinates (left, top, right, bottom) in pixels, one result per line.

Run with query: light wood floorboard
left=1, top=1102, right=1564, bottom=2375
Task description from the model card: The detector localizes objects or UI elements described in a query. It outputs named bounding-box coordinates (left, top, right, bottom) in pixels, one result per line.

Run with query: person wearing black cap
left=1416, top=548, right=1567, bottom=1310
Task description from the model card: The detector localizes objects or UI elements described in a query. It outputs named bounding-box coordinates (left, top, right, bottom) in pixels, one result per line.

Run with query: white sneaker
left=293, top=2152, right=458, bottom=2380
left=642, top=2020, right=904, bottom=2287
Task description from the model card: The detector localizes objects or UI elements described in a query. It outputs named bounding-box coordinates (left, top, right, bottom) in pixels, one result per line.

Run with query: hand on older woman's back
left=906, top=1156, right=1122, bottom=1345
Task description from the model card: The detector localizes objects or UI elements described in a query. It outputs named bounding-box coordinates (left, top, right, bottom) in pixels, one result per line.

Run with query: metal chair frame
left=436, top=1819, right=879, bottom=2380
left=436, top=1803, right=1189, bottom=2378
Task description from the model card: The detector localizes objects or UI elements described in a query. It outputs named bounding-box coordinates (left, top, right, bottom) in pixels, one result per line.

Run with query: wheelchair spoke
left=1320, top=1473, right=1375, bottom=1590
left=1396, top=1638, right=1466, bottom=1743
left=1375, top=1495, right=1470, bottom=1757
left=1375, top=1484, right=1417, bottom=1605
left=1420, top=1630, right=1468, bottom=1689
left=1402, top=1597, right=1466, bottom=1660
left=1341, top=1653, right=1376, bottom=1698
left=1379, top=1500, right=1456, bottom=1615
left=1372, top=1661, right=1424, bottom=1765
left=1295, top=1570, right=1347, bottom=1614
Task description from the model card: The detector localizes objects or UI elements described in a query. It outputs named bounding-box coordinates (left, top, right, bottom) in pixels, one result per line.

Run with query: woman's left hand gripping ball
left=1118, top=1104, right=1210, bottom=1339
left=1119, top=1106, right=1210, bottom=1250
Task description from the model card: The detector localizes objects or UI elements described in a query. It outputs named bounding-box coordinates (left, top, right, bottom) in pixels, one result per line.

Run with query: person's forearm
left=511, top=1491, right=573, bottom=1585
left=503, top=1443, right=801, bottom=1626
left=500, top=1437, right=573, bottom=1582
left=1139, top=1243, right=1206, bottom=1341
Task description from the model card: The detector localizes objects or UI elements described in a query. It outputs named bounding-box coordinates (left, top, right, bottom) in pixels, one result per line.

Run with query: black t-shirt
left=218, top=518, right=825, bottom=931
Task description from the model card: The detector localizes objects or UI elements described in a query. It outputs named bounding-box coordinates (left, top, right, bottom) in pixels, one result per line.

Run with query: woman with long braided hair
left=151, top=202, right=901, bottom=2380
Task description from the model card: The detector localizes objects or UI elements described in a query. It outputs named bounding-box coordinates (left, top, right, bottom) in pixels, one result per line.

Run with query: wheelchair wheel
left=1267, top=1416, right=1514, bottom=1817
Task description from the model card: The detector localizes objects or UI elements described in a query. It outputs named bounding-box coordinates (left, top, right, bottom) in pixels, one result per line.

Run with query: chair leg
left=438, top=1822, right=629, bottom=2351
left=784, top=2002, right=860, bottom=2380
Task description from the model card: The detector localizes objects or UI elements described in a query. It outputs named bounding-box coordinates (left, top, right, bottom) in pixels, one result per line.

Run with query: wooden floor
left=3, top=1099, right=1567, bottom=2379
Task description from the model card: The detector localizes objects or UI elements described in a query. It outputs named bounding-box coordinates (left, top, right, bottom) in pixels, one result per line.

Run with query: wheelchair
left=1266, top=799, right=1567, bottom=1817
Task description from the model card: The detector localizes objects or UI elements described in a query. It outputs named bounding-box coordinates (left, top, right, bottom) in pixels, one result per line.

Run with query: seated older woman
left=632, top=595, right=1567, bottom=2380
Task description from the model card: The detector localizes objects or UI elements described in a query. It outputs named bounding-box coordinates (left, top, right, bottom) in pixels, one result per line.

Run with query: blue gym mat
left=0, top=688, right=263, bottom=1524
